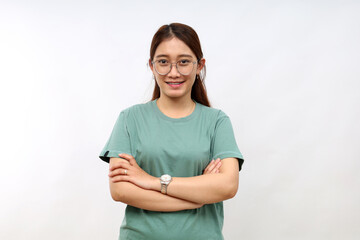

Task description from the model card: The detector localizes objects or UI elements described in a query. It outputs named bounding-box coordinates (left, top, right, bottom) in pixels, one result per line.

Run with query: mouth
left=166, top=81, right=185, bottom=88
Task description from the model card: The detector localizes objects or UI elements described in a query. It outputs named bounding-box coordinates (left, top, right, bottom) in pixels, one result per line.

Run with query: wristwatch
left=160, top=174, right=172, bottom=194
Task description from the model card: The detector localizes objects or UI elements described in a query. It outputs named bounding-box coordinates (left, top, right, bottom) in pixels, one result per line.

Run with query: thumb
left=129, top=156, right=138, bottom=166
left=119, top=153, right=138, bottom=166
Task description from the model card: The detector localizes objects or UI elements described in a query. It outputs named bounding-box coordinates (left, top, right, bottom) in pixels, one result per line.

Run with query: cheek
left=186, top=77, right=196, bottom=89
left=154, top=75, right=164, bottom=84
left=189, top=74, right=197, bottom=84
left=154, top=76, right=166, bottom=90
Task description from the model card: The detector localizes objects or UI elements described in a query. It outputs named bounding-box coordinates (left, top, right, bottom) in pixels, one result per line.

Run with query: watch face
left=161, top=174, right=171, bottom=182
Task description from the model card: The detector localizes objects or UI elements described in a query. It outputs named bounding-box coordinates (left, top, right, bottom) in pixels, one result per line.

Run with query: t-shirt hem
left=213, top=151, right=244, bottom=171
left=99, top=149, right=131, bottom=163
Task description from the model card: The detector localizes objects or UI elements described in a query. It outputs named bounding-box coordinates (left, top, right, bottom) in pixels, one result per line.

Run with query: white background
left=1, top=0, right=359, bottom=239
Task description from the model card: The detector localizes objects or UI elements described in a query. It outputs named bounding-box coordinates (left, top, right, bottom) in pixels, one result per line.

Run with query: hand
left=108, top=153, right=158, bottom=190
left=203, top=158, right=222, bottom=175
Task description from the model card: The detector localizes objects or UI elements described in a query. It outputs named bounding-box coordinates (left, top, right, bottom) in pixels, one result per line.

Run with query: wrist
left=150, top=176, right=161, bottom=191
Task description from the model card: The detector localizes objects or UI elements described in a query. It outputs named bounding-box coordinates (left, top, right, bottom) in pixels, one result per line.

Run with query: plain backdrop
left=0, top=0, right=359, bottom=239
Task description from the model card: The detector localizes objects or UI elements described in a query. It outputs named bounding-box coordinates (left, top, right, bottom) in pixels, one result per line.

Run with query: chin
left=165, top=93, right=185, bottom=99
left=162, top=90, right=189, bottom=98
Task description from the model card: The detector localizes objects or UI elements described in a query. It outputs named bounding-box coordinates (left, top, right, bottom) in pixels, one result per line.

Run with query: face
left=150, top=37, right=205, bottom=101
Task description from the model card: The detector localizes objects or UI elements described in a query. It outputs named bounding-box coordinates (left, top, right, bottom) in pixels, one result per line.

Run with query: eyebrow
left=155, top=54, right=194, bottom=59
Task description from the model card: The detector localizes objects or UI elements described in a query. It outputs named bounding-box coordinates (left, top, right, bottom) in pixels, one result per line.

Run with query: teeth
left=168, top=82, right=183, bottom=85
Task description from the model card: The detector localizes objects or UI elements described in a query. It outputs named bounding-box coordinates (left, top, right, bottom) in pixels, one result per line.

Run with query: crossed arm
left=108, top=154, right=239, bottom=212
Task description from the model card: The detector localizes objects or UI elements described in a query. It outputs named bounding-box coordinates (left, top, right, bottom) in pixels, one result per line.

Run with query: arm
left=153, top=158, right=239, bottom=204
left=109, top=157, right=205, bottom=212
left=111, top=154, right=239, bottom=205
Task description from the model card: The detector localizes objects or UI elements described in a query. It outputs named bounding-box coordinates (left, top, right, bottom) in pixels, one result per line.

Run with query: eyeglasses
left=152, top=59, right=197, bottom=76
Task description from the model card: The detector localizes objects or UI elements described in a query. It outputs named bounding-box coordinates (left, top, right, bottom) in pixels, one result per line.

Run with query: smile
left=166, top=81, right=185, bottom=88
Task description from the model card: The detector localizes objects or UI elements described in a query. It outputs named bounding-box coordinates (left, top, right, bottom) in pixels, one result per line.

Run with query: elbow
left=111, top=190, right=129, bottom=203
left=204, top=182, right=238, bottom=204
left=110, top=184, right=127, bottom=202
left=203, top=179, right=239, bottom=204
left=110, top=190, right=122, bottom=202
left=227, top=186, right=238, bottom=199
left=224, top=181, right=238, bottom=200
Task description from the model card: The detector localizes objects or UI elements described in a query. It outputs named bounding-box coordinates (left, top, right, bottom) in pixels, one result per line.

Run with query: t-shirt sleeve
left=211, top=111, right=244, bottom=171
left=99, top=111, right=132, bottom=163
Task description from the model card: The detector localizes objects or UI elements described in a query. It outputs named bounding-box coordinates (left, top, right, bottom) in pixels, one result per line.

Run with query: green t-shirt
left=99, top=99, right=244, bottom=240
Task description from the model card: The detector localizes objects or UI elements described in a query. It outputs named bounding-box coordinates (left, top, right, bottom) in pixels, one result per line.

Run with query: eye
left=178, top=59, right=191, bottom=66
left=157, top=59, right=169, bottom=65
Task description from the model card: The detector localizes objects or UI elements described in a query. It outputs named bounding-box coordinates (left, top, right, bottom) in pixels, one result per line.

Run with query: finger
left=208, top=158, right=221, bottom=172
left=203, top=160, right=214, bottom=173
left=109, top=158, right=129, bottom=169
left=211, top=160, right=222, bottom=173
left=109, top=161, right=128, bottom=171
left=206, top=160, right=218, bottom=173
left=204, top=160, right=214, bottom=173
left=111, top=175, right=131, bottom=183
left=119, top=153, right=137, bottom=166
left=108, top=168, right=129, bottom=177
left=209, top=159, right=221, bottom=173
left=109, top=161, right=131, bottom=171
left=214, top=158, right=222, bottom=168
left=118, top=153, right=132, bottom=161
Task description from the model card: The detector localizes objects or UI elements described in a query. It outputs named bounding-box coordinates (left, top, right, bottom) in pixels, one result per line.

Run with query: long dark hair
left=149, top=23, right=211, bottom=107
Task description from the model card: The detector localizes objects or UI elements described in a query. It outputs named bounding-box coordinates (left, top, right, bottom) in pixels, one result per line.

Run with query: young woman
left=99, top=23, right=244, bottom=240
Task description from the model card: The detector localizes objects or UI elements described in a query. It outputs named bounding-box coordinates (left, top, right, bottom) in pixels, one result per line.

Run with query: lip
left=166, top=81, right=185, bottom=88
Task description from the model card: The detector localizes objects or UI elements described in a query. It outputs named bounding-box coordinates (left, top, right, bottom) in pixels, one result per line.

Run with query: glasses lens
left=154, top=61, right=170, bottom=75
left=153, top=60, right=195, bottom=75
left=177, top=61, right=194, bottom=75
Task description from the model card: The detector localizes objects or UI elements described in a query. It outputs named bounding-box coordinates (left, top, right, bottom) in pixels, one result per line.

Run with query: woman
left=99, top=23, right=244, bottom=240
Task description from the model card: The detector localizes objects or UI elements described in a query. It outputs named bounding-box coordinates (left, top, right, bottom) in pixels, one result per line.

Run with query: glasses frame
left=151, top=60, right=198, bottom=76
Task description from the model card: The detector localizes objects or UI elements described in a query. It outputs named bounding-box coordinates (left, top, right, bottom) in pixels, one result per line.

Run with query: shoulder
left=119, top=101, right=154, bottom=119
left=197, top=103, right=229, bottom=122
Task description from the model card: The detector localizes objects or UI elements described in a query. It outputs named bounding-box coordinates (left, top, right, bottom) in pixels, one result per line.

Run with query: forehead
left=154, top=37, right=196, bottom=58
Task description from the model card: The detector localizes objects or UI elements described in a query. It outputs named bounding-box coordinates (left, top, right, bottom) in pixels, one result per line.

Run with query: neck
left=156, top=96, right=195, bottom=118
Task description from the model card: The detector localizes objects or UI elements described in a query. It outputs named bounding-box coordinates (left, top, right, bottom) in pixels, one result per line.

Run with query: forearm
left=153, top=174, right=238, bottom=204
left=151, top=158, right=239, bottom=204
left=109, top=156, right=238, bottom=206
left=110, top=181, right=203, bottom=212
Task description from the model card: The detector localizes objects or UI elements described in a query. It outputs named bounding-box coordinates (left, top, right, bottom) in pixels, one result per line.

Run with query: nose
left=168, top=63, right=181, bottom=77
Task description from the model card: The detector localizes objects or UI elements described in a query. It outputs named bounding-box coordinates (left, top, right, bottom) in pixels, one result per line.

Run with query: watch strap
left=161, top=183, right=167, bottom=194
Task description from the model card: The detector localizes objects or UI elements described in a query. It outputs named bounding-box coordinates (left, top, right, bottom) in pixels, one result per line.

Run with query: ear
left=149, top=59, right=157, bottom=81
left=149, top=59, right=154, bottom=71
left=196, top=58, right=206, bottom=74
